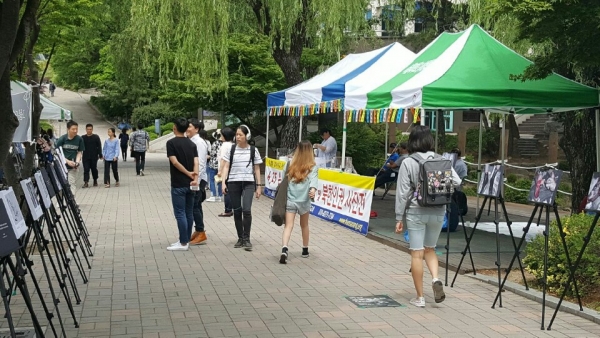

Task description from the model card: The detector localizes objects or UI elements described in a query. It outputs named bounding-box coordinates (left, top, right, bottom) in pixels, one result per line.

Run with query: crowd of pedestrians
left=48, top=117, right=465, bottom=309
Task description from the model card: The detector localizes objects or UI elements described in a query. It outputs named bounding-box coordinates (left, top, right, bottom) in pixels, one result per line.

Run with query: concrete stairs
left=517, top=137, right=540, bottom=157
left=518, top=114, right=550, bottom=138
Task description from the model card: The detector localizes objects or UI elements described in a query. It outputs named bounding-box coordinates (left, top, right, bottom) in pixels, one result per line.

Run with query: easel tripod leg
left=452, top=196, right=488, bottom=287
left=553, top=205, right=583, bottom=310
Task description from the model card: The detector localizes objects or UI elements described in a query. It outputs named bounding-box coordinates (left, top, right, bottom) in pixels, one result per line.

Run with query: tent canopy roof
left=348, top=24, right=599, bottom=113
left=267, top=25, right=599, bottom=118
left=266, top=42, right=416, bottom=115
left=11, top=81, right=72, bottom=120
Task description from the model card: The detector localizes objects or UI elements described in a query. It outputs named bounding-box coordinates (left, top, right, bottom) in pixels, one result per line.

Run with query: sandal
left=115, top=182, right=120, bottom=187
left=105, top=184, right=110, bottom=188
left=218, top=212, right=233, bottom=217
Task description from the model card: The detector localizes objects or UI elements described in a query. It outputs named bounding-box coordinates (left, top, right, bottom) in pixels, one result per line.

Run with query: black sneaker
left=234, top=239, right=244, bottom=248
left=280, top=247, right=288, bottom=264
left=244, top=240, right=253, bottom=251
left=301, top=247, right=309, bottom=258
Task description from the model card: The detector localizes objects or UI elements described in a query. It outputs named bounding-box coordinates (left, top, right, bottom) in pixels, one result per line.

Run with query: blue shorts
left=405, top=213, right=444, bottom=251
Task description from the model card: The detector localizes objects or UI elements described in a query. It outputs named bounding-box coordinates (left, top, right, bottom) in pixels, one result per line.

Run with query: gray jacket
left=395, top=151, right=462, bottom=221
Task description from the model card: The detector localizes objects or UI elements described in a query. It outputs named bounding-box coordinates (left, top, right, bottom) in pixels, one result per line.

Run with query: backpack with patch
left=410, top=154, right=454, bottom=207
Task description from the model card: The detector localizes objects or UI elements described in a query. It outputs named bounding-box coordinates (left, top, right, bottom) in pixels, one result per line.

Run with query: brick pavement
left=18, top=152, right=588, bottom=337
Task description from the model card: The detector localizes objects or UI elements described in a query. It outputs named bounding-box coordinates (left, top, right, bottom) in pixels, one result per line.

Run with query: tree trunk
left=559, top=109, right=596, bottom=211
left=21, top=22, right=42, bottom=179
left=481, top=110, right=490, bottom=130
left=437, top=109, right=446, bottom=151
left=0, top=67, right=19, bottom=170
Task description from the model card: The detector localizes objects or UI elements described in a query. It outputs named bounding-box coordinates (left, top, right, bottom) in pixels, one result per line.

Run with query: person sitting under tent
left=374, top=143, right=408, bottom=190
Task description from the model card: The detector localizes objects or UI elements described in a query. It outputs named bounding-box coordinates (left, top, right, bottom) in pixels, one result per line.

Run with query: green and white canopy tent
left=344, top=24, right=599, bottom=113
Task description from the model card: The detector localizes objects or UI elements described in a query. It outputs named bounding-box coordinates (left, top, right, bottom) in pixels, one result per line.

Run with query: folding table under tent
left=266, top=42, right=417, bottom=165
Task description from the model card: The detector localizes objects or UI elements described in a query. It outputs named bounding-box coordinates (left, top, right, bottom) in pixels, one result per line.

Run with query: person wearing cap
left=313, top=128, right=337, bottom=167
left=374, top=143, right=408, bottom=189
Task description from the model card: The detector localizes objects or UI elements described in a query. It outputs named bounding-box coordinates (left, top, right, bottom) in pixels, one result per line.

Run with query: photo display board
left=477, top=164, right=504, bottom=198
left=528, top=168, right=563, bottom=206
left=585, top=172, right=600, bottom=212
left=20, top=178, right=43, bottom=221
left=0, top=188, right=27, bottom=239
left=40, top=168, right=56, bottom=199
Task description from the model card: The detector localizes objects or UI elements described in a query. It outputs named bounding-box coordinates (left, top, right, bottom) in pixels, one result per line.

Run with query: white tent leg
left=420, top=108, right=425, bottom=126
left=342, top=113, right=347, bottom=170
left=596, top=108, right=600, bottom=171
left=299, top=115, right=303, bottom=142
left=265, top=112, right=270, bottom=158
left=476, top=111, right=484, bottom=211
left=385, top=123, right=389, bottom=158
left=434, top=110, right=439, bottom=153
left=501, top=112, right=507, bottom=197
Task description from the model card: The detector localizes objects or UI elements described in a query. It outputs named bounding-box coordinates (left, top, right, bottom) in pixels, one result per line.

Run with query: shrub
left=465, top=127, right=500, bottom=157
left=523, top=213, right=600, bottom=297
left=148, top=132, right=159, bottom=141
left=131, top=102, right=188, bottom=127
left=503, top=178, right=531, bottom=204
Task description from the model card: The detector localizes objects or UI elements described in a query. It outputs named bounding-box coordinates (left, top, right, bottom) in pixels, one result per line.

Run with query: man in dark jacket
left=81, top=123, right=103, bottom=187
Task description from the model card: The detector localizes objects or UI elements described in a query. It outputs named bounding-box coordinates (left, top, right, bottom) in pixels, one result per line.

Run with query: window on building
left=462, top=111, right=481, bottom=122
left=426, top=110, right=454, bottom=132
left=365, top=10, right=372, bottom=20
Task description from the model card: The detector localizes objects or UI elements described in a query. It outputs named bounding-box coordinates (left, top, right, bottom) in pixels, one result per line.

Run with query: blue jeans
left=171, top=187, right=195, bottom=245
left=207, top=167, right=222, bottom=197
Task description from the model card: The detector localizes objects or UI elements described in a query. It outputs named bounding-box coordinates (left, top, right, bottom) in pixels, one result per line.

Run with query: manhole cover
left=0, top=328, right=36, bottom=338
left=345, top=295, right=403, bottom=308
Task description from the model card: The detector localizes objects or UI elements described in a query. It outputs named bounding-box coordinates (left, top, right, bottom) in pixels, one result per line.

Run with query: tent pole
left=501, top=112, right=507, bottom=197
left=476, top=110, right=484, bottom=211
left=434, top=110, right=439, bottom=153
left=596, top=108, right=600, bottom=171
left=265, top=111, right=270, bottom=158
left=385, top=123, right=389, bottom=159
left=299, top=115, right=303, bottom=142
left=420, top=108, right=425, bottom=126
left=342, top=112, right=347, bottom=171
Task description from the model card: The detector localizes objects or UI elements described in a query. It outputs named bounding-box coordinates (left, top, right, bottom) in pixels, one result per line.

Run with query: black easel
left=546, top=212, right=598, bottom=330
left=443, top=200, right=476, bottom=286
left=493, top=203, right=582, bottom=330
left=1, top=251, right=45, bottom=338
left=451, top=194, right=529, bottom=307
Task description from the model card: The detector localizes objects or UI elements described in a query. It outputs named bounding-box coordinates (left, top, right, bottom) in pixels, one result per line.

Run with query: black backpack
left=410, top=153, right=454, bottom=207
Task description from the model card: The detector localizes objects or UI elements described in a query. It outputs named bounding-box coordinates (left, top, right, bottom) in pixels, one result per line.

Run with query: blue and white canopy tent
left=265, top=42, right=417, bottom=165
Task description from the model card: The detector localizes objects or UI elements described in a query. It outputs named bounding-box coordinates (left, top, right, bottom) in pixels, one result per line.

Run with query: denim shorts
left=286, top=200, right=311, bottom=215
left=405, top=213, right=445, bottom=251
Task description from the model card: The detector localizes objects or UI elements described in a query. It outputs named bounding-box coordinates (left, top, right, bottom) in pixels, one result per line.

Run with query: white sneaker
left=432, top=279, right=446, bottom=303
left=167, top=242, right=189, bottom=251
left=170, top=241, right=180, bottom=246
left=216, top=196, right=222, bottom=202
left=140, top=169, right=145, bottom=176
left=206, top=196, right=217, bottom=202
left=410, top=297, right=425, bottom=308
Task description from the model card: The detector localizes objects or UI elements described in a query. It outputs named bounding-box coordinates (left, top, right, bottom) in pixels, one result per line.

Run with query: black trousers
left=132, top=151, right=146, bottom=174
left=120, top=144, right=128, bottom=160
left=83, top=158, right=98, bottom=182
left=104, top=160, right=119, bottom=184
left=228, top=181, right=255, bottom=240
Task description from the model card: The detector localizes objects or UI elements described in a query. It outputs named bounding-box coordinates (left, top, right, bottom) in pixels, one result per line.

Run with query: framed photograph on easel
left=20, top=178, right=43, bottom=221
left=0, top=188, right=26, bottom=239
left=528, top=168, right=563, bottom=206
left=585, top=172, right=600, bottom=212
left=477, top=164, right=503, bottom=198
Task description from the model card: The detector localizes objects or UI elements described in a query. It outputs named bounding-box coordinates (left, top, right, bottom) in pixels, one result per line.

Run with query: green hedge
left=523, top=213, right=600, bottom=298
left=132, top=102, right=188, bottom=127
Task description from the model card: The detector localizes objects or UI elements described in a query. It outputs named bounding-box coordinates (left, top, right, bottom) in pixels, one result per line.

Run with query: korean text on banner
left=264, top=157, right=286, bottom=199
left=310, top=169, right=375, bottom=235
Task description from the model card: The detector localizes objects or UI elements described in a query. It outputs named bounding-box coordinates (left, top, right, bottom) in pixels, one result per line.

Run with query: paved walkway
left=2, top=90, right=599, bottom=337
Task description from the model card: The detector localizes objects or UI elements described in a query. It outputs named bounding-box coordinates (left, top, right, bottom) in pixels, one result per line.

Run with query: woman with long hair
left=395, top=125, right=461, bottom=308
left=103, top=128, right=120, bottom=188
left=221, top=125, right=263, bottom=251
left=279, top=140, right=318, bottom=264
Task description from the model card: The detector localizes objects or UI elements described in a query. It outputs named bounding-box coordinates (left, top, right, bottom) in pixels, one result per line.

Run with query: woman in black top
left=119, top=129, right=129, bottom=161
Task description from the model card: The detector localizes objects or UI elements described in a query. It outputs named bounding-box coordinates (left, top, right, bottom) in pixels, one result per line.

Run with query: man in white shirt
left=313, top=128, right=337, bottom=167
left=187, top=119, right=210, bottom=245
